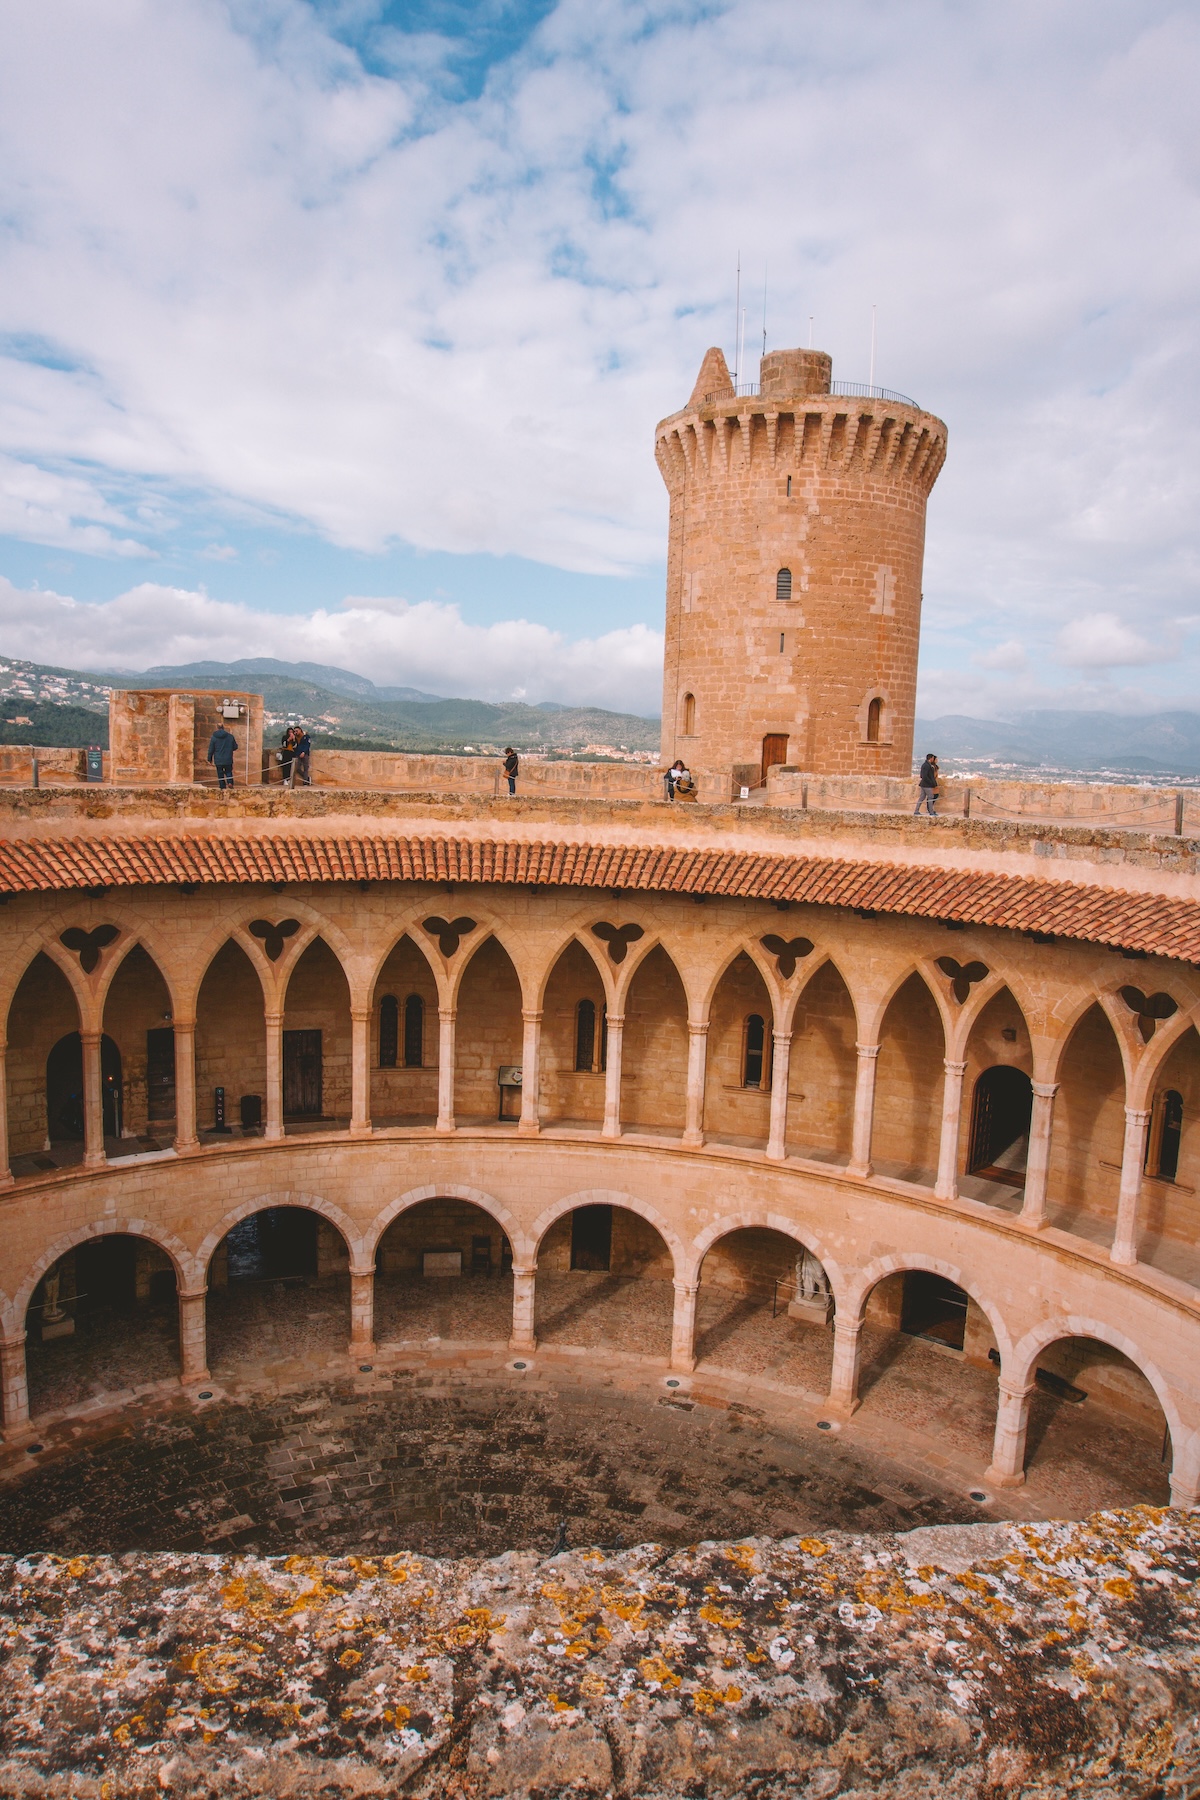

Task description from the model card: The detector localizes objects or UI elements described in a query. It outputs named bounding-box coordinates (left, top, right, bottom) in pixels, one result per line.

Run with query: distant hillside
left=0, top=652, right=659, bottom=755
left=916, top=710, right=1200, bottom=778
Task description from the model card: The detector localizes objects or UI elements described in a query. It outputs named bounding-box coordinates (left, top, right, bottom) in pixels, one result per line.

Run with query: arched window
left=743, top=1013, right=767, bottom=1089
left=403, top=994, right=424, bottom=1068
left=776, top=567, right=792, bottom=602
left=1149, top=1089, right=1183, bottom=1180
left=866, top=696, right=882, bottom=743
left=378, top=994, right=398, bottom=1067
left=575, top=999, right=596, bottom=1072
left=682, top=692, right=696, bottom=736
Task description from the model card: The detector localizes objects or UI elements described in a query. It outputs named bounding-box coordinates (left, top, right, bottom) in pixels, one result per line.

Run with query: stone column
left=682, top=1022, right=709, bottom=1147
left=81, top=1027, right=106, bottom=1166
left=935, top=1060, right=967, bottom=1199
left=766, top=1031, right=792, bottom=1161
left=1111, top=1106, right=1151, bottom=1266
left=848, top=1044, right=880, bottom=1178
left=1020, top=1081, right=1058, bottom=1226
left=172, top=1020, right=199, bottom=1153
left=350, top=1008, right=372, bottom=1137
left=264, top=1012, right=285, bottom=1140
left=985, top=1379, right=1035, bottom=1487
left=0, top=1333, right=29, bottom=1433
left=349, top=1267, right=376, bottom=1356
left=1169, top=1466, right=1199, bottom=1509
left=671, top=1281, right=699, bottom=1371
left=510, top=1266, right=537, bottom=1351
left=177, top=1289, right=210, bottom=1386
left=0, top=1043, right=12, bottom=1187
left=602, top=1014, right=625, bottom=1139
left=827, top=1314, right=863, bottom=1416
left=519, top=1010, right=542, bottom=1135
left=436, top=1008, right=456, bottom=1133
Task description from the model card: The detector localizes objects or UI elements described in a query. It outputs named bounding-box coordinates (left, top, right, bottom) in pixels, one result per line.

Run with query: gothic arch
left=533, top=929, right=614, bottom=1010
left=780, top=951, right=860, bottom=1035
left=365, top=922, right=449, bottom=1009
left=697, top=937, right=783, bottom=1020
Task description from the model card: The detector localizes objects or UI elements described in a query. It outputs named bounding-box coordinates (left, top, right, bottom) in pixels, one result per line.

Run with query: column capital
left=439, top=1006, right=457, bottom=1023
left=1, top=1331, right=28, bottom=1352
left=350, top=1006, right=373, bottom=1023
left=1031, top=1080, right=1059, bottom=1100
left=171, top=1016, right=197, bottom=1034
left=833, top=1314, right=863, bottom=1338
left=772, top=1029, right=793, bottom=1046
left=510, top=1263, right=538, bottom=1280
left=1124, top=1106, right=1152, bottom=1125
left=943, top=1059, right=968, bottom=1077
left=349, top=1262, right=376, bottom=1281
left=79, top=1026, right=103, bottom=1045
left=605, top=1013, right=626, bottom=1029
left=855, top=1041, right=880, bottom=1060
left=177, top=1285, right=208, bottom=1303
left=687, top=1019, right=710, bottom=1037
left=264, top=1010, right=284, bottom=1027
left=997, top=1378, right=1036, bottom=1403
left=521, top=1009, right=544, bottom=1025
left=672, top=1280, right=699, bottom=1297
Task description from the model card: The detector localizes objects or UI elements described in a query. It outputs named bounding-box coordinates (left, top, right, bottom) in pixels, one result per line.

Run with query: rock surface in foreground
left=1, top=1508, right=1198, bottom=1797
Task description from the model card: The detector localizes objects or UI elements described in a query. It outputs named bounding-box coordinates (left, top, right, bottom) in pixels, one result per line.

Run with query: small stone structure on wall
left=108, top=688, right=264, bottom=786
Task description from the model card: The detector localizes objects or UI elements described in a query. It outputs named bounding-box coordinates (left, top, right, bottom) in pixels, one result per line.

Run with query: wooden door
left=146, top=1027, right=176, bottom=1121
left=761, top=733, right=789, bottom=787
left=283, top=1029, right=323, bottom=1118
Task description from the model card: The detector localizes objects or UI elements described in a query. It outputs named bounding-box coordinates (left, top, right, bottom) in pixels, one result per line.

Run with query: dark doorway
left=283, top=1029, right=323, bottom=1118
left=761, top=733, right=789, bottom=787
left=968, top=1065, right=1032, bottom=1180
left=900, top=1272, right=968, bottom=1351
left=46, top=1032, right=122, bottom=1142
left=145, top=1027, right=176, bottom=1122
left=1150, top=1089, right=1183, bottom=1181
left=570, top=1204, right=613, bottom=1271
left=223, top=1208, right=319, bottom=1282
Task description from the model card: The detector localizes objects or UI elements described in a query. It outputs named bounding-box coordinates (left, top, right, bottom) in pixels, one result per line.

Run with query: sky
left=0, top=0, right=1197, bottom=719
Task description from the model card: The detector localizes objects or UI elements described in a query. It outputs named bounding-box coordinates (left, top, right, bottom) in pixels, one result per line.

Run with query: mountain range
left=0, top=654, right=660, bottom=755
left=916, top=711, right=1200, bottom=777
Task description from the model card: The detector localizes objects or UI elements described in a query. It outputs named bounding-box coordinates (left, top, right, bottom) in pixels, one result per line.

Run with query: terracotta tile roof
left=0, top=830, right=1194, bottom=959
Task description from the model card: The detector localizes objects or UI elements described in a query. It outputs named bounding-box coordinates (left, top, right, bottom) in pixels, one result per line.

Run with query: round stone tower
left=655, top=344, right=947, bottom=788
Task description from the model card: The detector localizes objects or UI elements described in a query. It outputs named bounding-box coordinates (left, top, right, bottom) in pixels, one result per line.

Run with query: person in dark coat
left=294, top=728, right=312, bottom=787
left=914, top=752, right=939, bottom=816
left=207, top=723, right=238, bottom=791
left=502, top=747, right=519, bottom=795
left=279, top=726, right=296, bottom=789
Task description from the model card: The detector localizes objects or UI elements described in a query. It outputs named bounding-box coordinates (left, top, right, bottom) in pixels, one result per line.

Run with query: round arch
left=1008, top=1314, right=1184, bottom=1450
left=528, top=1188, right=687, bottom=1279
left=687, top=1209, right=846, bottom=1301
left=7, top=1216, right=193, bottom=1335
left=196, top=1190, right=365, bottom=1279
left=843, top=1251, right=1015, bottom=1368
left=367, top=1183, right=528, bottom=1268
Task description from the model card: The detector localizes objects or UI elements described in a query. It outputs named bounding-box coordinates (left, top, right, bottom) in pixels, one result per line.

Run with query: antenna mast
left=761, top=262, right=767, bottom=360
left=733, top=253, right=741, bottom=385
left=869, top=303, right=877, bottom=391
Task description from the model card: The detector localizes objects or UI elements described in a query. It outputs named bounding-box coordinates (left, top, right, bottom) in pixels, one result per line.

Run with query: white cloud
left=0, top=577, right=664, bottom=714
left=0, top=455, right=150, bottom=557
left=971, top=639, right=1028, bottom=673
left=1055, top=611, right=1165, bottom=669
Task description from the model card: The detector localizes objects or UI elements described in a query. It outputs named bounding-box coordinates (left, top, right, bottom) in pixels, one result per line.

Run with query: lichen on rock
left=0, top=1507, right=1198, bottom=1796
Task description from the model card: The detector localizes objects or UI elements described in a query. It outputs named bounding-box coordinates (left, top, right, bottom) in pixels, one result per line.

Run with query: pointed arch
left=780, top=950, right=862, bottom=1036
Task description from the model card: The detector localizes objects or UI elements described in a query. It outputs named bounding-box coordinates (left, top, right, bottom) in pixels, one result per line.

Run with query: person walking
left=294, top=726, right=312, bottom=787
left=502, top=747, right=519, bottom=796
left=207, top=722, right=238, bottom=792
left=914, top=751, right=940, bottom=817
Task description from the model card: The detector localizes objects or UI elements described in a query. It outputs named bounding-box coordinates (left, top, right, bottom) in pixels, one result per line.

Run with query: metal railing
left=700, top=379, right=920, bottom=408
